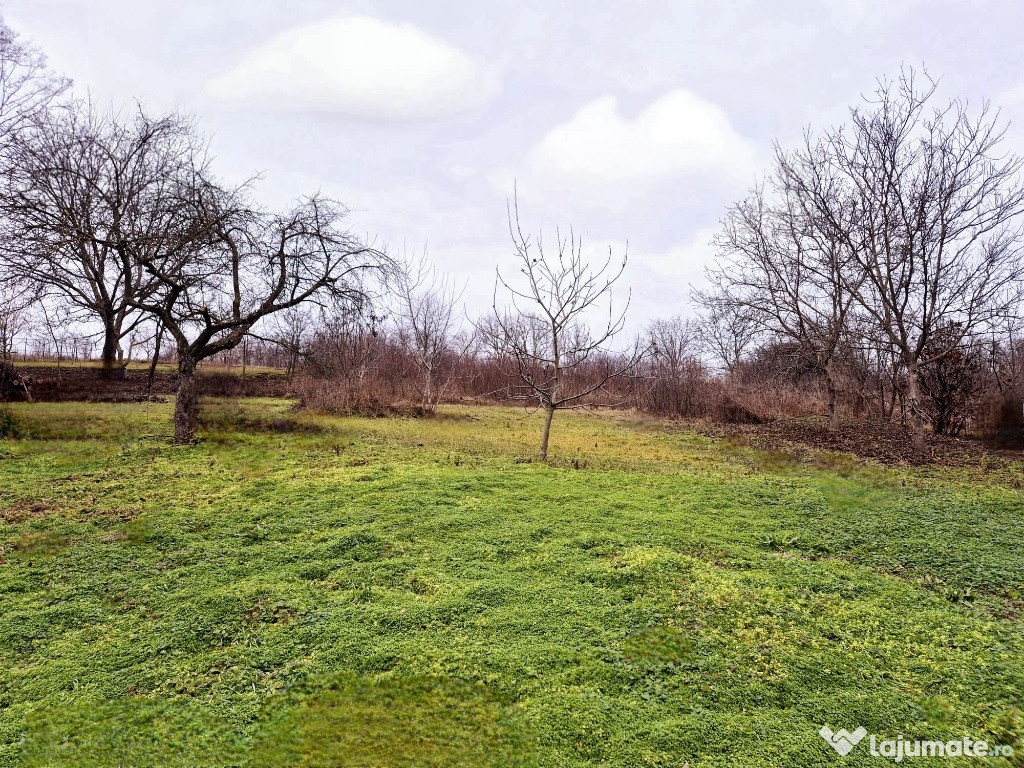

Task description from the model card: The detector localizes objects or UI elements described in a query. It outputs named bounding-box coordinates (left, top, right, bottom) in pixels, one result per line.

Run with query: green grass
left=1, top=400, right=1022, bottom=767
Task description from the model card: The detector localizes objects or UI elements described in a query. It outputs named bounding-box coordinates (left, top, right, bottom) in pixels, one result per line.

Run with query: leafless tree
left=708, top=158, right=863, bottom=430
left=0, top=271, right=36, bottom=360
left=296, top=306, right=394, bottom=412
left=1, top=102, right=205, bottom=378
left=781, top=69, right=1024, bottom=455
left=641, top=316, right=709, bottom=416
left=130, top=186, right=388, bottom=443
left=647, top=316, right=697, bottom=376
left=694, top=294, right=760, bottom=378
left=393, top=249, right=473, bottom=411
left=984, top=316, right=1024, bottom=395
left=260, top=305, right=317, bottom=383
left=479, top=200, right=642, bottom=460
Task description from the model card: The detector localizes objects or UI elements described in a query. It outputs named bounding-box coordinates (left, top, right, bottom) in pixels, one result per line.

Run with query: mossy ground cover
left=0, top=400, right=1022, bottom=767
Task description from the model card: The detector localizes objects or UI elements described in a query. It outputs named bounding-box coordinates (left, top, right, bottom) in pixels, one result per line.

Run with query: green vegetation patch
left=1, top=401, right=1022, bottom=766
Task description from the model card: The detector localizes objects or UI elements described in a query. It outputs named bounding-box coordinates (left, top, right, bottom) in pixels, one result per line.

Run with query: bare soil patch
left=9, top=365, right=288, bottom=402
left=697, top=416, right=1022, bottom=467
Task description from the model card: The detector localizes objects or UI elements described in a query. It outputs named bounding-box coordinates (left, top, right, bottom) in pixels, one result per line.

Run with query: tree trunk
left=905, top=359, right=927, bottom=458
left=824, top=362, right=839, bottom=432
left=173, top=354, right=199, bottom=444
left=147, top=322, right=164, bottom=395
left=99, top=323, right=126, bottom=380
left=539, top=403, right=555, bottom=461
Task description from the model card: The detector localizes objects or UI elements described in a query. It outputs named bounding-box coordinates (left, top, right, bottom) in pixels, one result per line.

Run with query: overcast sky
left=7, top=0, right=1024, bottom=332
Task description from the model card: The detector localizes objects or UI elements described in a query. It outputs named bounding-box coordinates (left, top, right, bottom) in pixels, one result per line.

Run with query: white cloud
left=998, top=82, right=1024, bottom=109
left=206, top=16, right=498, bottom=121
left=491, top=90, right=758, bottom=212
left=598, top=228, right=718, bottom=330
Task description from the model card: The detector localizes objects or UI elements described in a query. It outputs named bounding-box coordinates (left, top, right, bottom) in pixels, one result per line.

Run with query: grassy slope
left=0, top=400, right=1022, bottom=767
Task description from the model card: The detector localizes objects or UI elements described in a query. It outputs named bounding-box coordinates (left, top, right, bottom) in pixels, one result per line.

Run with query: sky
left=6, top=0, right=1024, bottom=335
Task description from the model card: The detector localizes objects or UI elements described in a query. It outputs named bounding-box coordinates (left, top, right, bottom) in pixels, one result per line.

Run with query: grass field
left=1, top=400, right=1022, bottom=766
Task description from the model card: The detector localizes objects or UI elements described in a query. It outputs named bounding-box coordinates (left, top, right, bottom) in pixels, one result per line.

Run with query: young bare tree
left=131, top=185, right=388, bottom=443
left=480, top=201, right=642, bottom=460
left=781, top=69, right=1024, bottom=455
left=1, top=102, right=205, bottom=378
left=393, top=250, right=472, bottom=411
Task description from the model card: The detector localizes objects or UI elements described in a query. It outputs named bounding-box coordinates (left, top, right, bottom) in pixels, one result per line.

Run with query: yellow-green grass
left=1, top=400, right=1022, bottom=767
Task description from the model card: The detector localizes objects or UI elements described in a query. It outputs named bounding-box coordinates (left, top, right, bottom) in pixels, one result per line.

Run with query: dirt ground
left=697, top=416, right=1023, bottom=467
left=10, top=364, right=289, bottom=402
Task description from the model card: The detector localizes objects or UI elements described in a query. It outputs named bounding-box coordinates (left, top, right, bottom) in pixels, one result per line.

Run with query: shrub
left=0, top=408, right=19, bottom=438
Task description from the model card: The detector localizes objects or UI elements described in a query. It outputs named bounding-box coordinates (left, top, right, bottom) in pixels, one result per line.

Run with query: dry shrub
left=292, top=375, right=425, bottom=418
left=730, top=384, right=822, bottom=422
left=977, top=393, right=1023, bottom=449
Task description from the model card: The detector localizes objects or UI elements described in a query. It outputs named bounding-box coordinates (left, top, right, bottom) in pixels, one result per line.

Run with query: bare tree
left=708, top=161, right=862, bottom=430
left=642, top=316, right=707, bottom=416
left=0, top=18, right=66, bottom=378
left=0, top=271, right=36, bottom=360
left=781, top=69, right=1024, bottom=455
left=303, top=308, right=392, bottom=404
left=393, top=250, right=472, bottom=411
left=130, top=186, right=388, bottom=443
left=694, top=294, right=760, bottom=378
left=480, top=200, right=642, bottom=460
left=1, top=102, right=205, bottom=378
left=260, top=305, right=317, bottom=383
left=647, top=316, right=697, bottom=377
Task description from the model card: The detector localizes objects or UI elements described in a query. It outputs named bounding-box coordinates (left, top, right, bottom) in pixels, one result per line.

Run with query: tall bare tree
left=130, top=186, right=388, bottom=443
left=781, top=69, right=1024, bottom=455
left=646, top=316, right=697, bottom=378
left=708, top=161, right=862, bottom=430
left=1, top=103, right=205, bottom=378
left=0, top=270, right=36, bottom=360
left=694, top=294, right=760, bottom=378
left=643, top=316, right=705, bottom=416
left=480, top=201, right=642, bottom=460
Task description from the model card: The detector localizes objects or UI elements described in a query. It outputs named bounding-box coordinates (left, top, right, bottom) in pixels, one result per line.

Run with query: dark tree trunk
left=147, top=321, right=164, bottom=395
left=905, top=359, right=927, bottom=459
left=173, top=354, right=199, bottom=444
left=99, top=323, right=126, bottom=380
left=824, top=361, right=839, bottom=432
